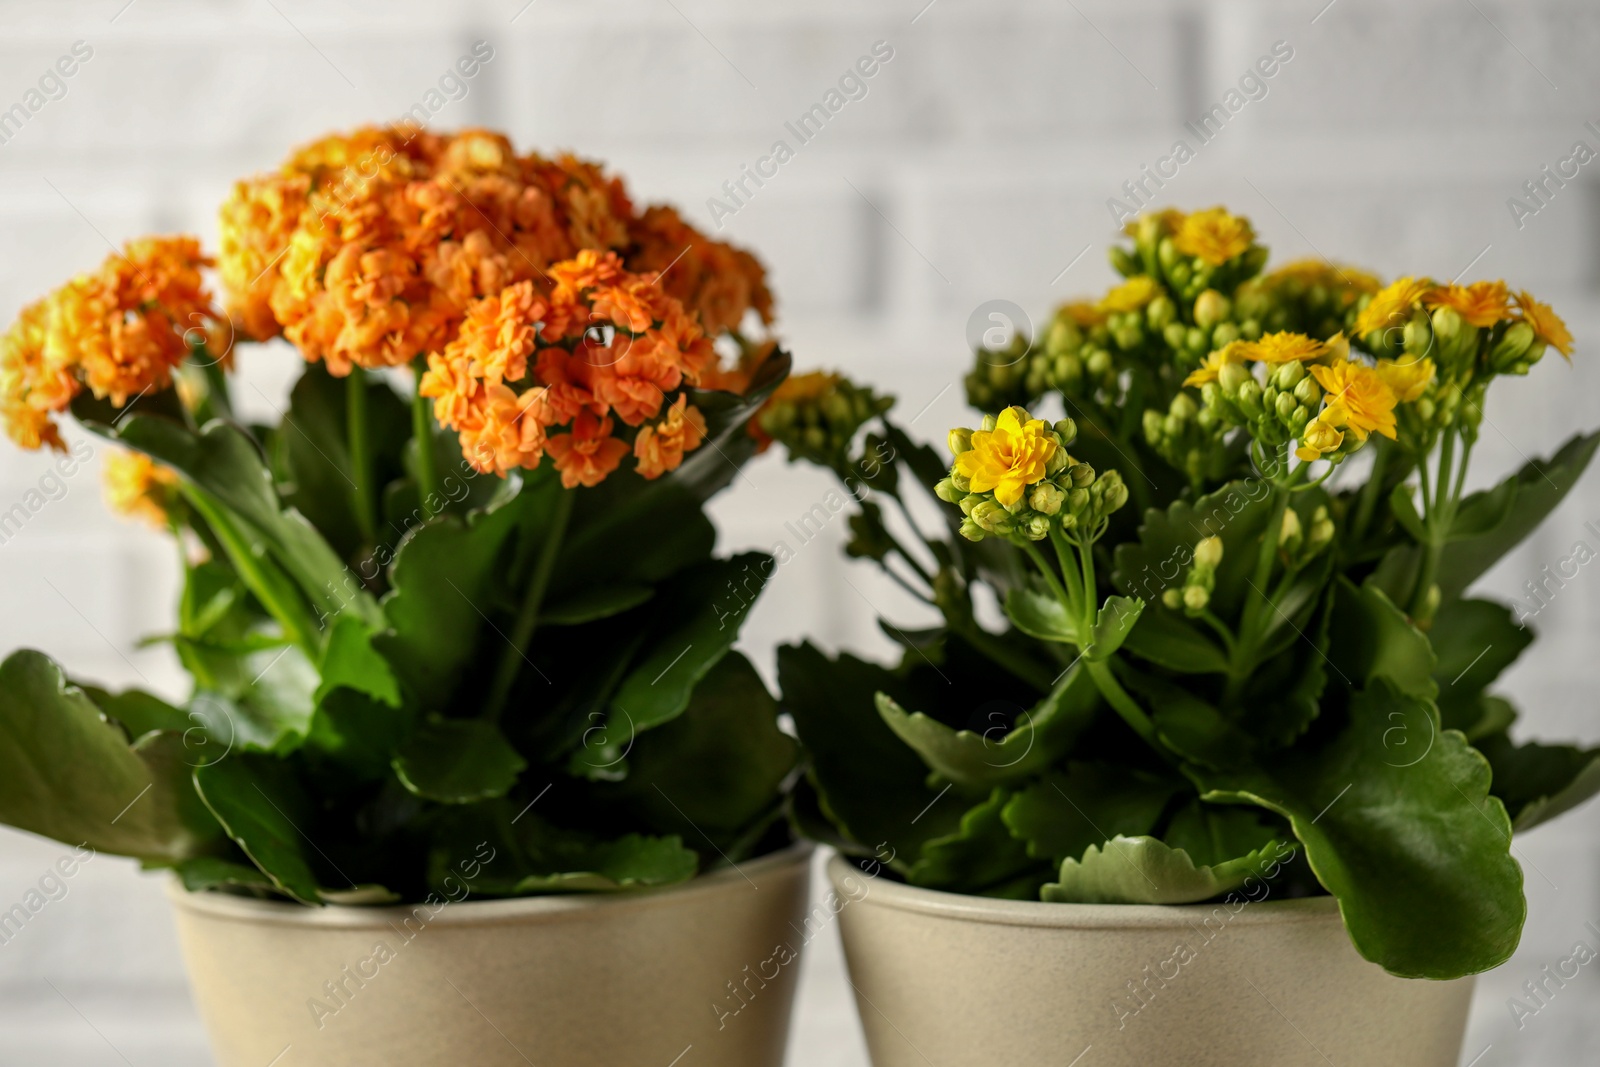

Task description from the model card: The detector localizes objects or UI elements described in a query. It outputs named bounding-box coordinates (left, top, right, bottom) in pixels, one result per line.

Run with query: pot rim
left=826, top=853, right=1340, bottom=930
left=168, top=841, right=814, bottom=929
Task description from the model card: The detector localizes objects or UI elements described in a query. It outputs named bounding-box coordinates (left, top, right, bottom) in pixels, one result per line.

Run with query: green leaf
left=778, top=643, right=961, bottom=867
left=1120, top=604, right=1231, bottom=674
left=1437, top=429, right=1600, bottom=602
left=392, top=717, right=527, bottom=804
left=1043, top=833, right=1289, bottom=905
left=1122, top=671, right=1255, bottom=770
left=1328, top=578, right=1437, bottom=701
left=191, top=644, right=319, bottom=756
left=1002, top=764, right=1182, bottom=866
left=1087, top=596, right=1144, bottom=661
left=1476, top=734, right=1600, bottom=832
left=316, top=615, right=401, bottom=708
left=491, top=818, right=699, bottom=894
left=192, top=756, right=323, bottom=904
left=874, top=665, right=1100, bottom=789
left=88, top=414, right=381, bottom=629
left=176, top=856, right=280, bottom=895
left=541, top=584, right=654, bottom=627
left=1442, top=693, right=1517, bottom=742
left=1428, top=599, right=1531, bottom=702
left=1196, top=679, right=1525, bottom=979
left=1446, top=477, right=1516, bottom=541
left=374, top=492, right=535, bottom=708
left=590, top=653, right=797, bottom=852
left=1003, top=581, right=1078, bottom=644
left=0, top=651, right=220, bottom=863
left=907, top=788, right=1043, bottom=894
left=555, top=475, right=715, bottom=591
left=1162, top=800, right=1285, bottom=867
left=78, top=685, right=189, bottom=741
left=609, top=553, right=771, bottom=731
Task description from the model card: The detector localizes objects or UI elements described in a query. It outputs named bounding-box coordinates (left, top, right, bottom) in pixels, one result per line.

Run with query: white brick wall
left=2, top=2, right=1598, bottom=1063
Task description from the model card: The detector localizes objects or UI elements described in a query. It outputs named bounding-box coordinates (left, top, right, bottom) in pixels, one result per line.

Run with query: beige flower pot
left=828, top=855, right=1475, bottom=1067
left=168, top=843, right=814, bottom=1067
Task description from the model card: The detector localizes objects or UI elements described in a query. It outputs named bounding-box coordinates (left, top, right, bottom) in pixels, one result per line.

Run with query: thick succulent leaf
left=874, top=664, right=1100, bottom=789
left=315, top=615, right=401, bottom=708
left=609, top=553, right=772, bottom=731
left=190, top=644, right=319, bottom=756
left=78, top=685, right=189, bottom=741
left=392, top=717, right=526, bottom=804
left=374, top=491, right=534, bottom=708
left=176, top=856, right=280, bottom=895
left=1443, top=693, right=1517, bottom=742
left=1043, top=833, right=1289, bottom=905
left=484, top=817, right=699, bottom=894
left=1435, top=430, right=1600, bottom=602
left=1120, top=604, right=1231, bottom=674
left=1235, top=588, right=1333, bottom=749
left=192, top=755, right=323, bottom=904
left=1196, top=679, right=1525, bottom=979
left=1003, top=581, right=1078, bottom=644
left=1327, top=578, right=1437, bottom=701
left=778, top=643, right=962, bottom=867
left=555, top=468, right=716, bottom=590
left=1476, top=733, right=1600, bottom=832
left=1002, top=763, right=1183, bottom=866
left=541, top=584, right=654, bottom=626
left=1087, top=596, right=1144, bottom=660
left=1428, top=599, right=1531, bottom=719
left=907, top=788, right=1043, bottom=894
left=669, top=347, right=791, bottom=502
left=85, top=414, right=380, bottom=629
left=1161, top=799, right=1286, bottom=867
left=0, top=651, right=220, bottom=863
left=590, top=653, right=798, bottom=852
left=1122, top=670, right=1255, bottom=770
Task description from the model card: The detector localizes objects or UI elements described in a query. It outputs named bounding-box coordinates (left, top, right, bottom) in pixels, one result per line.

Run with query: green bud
left=1162, top=588, right=1182, bottom=610
left=1212, top=322, right=1240, bottom=348
left=1142, top=408, right=1164, bottom=442
left=1275, top=392, right=1297, bottom=420
left=948, top=427, right=974, bottom=454
left=1170, top=261, right=1192, bottom=288
left=1068, top=487, right=1090, bottom=513
left=1164, top=322, right=1188, bottom=350
left=1110, top=245, right=1140, bottom=277
left=1218, top=360, right=1252, bottom=394
left=1069, top=463, right=1095, bottom=488
left=1086, top=349, right=1113, bottom=378
left=1239, top=318, right=1263, bottom=341
left=1029, top=482, right=1065, bottom=515
left=1047, top=319, right=1081, bottom=355
left=1280, top=507, right=1303, bottom=548
left=1293, top=377, right=1321, bottom=406
left=1157, top=236, right=1180, bottom=270
left=1182, top=585, right=1210, bottom=613
left=1403, top=315, right=1433, bottom=353
left=934, top=477, right=963, bottom=503
left=1237, top=380, right=1264, bottom=417
left=951, top=471, right=972, bottom=493
left=958, top=518, right=986, bottom=542
left=1102, top=481, right=1129, bottom=514
left=1045, top=447, right=1070, bottom=476
left=1170, top=391, right=1198, bottom=419
left=1430, top=306, right=1462, bottom=343
left=958, top=495, right=978, bottom=516
left=1194, top=535, right=1223, bottom=570
left=1194, top=289, right=1231, bottom=329
left=971, top=500, right=1008, bottom=531
left=1055, top=418, right=1078, bottom=445
left=1147, top=296, right=1177, bottom=330
left=1525, top=340, right=1548, bottom=368
left=980, top=413, right=998, bottom=432
left=1490, top=321, right=1535, bottom=369
left=1185, top=326, right=1209, bottom=354
left=1272, top=360, right=1306, bottom=389
left=1023, top=514, right=1052, bottom=541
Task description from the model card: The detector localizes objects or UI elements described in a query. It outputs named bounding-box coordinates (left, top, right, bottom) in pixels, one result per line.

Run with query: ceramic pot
left=168, top=843, right=814, bottom=1067
left=828, top=855, right=1474, bottom=1067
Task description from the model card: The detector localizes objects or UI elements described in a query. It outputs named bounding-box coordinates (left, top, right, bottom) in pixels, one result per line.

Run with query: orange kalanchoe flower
left=219, top=127, right=774, bottom=379
left=420, top=252, right=720, bottom=485
left=1, top=237, right=221, bottom=451
left=1424, top=280, right=1511, bottom=329
left=103, top=447, right=180, bottom=528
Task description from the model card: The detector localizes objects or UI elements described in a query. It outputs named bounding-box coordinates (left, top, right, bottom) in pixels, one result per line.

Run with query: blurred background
left=0, top=1, right=1597, bottom=1063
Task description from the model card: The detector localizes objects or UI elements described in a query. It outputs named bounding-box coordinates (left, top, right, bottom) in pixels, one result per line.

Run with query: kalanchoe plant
left=773, top=206, right=1600, bottom=980
left=0, top=126, right=797, bottom=905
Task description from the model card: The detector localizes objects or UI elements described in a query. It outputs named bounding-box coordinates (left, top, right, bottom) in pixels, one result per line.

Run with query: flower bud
left=1293, top=377, right=1321, bottom=406
left=951, top=471, right=972, bottom=492
left=1212, top=322, right=1240, bottom=348
left=958, top=495, right=978, bottom=516
left=1218, top=360, right=1252, bottom=394
left=1045, top=447, right=1070, bottom=476
left=1275, top=392, right=1298, bottom=420
left=1237, top=380, right=1264, bottom=417
left=1069, top=463, right=1095, bottom=488
left=1143, top=409, right=1164, bottom=442
left=1170, top=391, right=1198, bottom=419
left=980, top=413, right=998, bottom=432
left=1182, top=585, right=1210, bottom=613
left=1163, top=322, right=1188, bottom=350
left=934, top=477, right=963, bottom=503
left=1023, top=514, right=1052, bottom=541
left=1157, top=236, right=1180, bottom=270
left=1272, top=360, right=1306, bottom=389
left=1146, top=295, right=1177, bottom=330
left=1047, top=319, right=1082, bottom=355
left=1102, top=481, right=1129, bottom=514
left=1194, top=535, right=1223, bottom=570
left=1086, top=349, right=1113, bottom=378
left=1029, top=482, right=1065, bottom=515
left=1110, top=245, right=1140, bottom=277
left=959, top=518, right=986, bottom=542
left=1194, top=289, right=1231, bottom=329
left=1430, top=306, right=1463, bottom=344
left=1054, top=418, right=1078, bottom=445
left=971, top=500, right=1008, bottom=531
left=1068, top=487, right=1090, bottom=512
left=1162, top=588, right=1182, bottom=610
left=1280, top=507, right=1303, bottom=547
left=948, top=427, right=974, bottom=455
left=1490, top=321, right=1535, bottom=370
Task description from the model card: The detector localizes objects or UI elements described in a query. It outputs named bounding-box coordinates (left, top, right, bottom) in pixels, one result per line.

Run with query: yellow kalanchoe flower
left=1244, top=331, right=1328, bottom=364
left=104, top=448, right=179, bottom=529
left=1059, top=301, right=1108, bottom=328
left=954, top=406, right=1059, bottom=507
left=1183, top=341, right=1249, bottom=387
left=1098, top=276, right=1161, bottom=314
left=1123, top=207, right=1187, bottom=237
left=1172, top=207, right=1255, bottom=265
left=1309, top=359, right=1399, bottom=443
left=1267, top=258, right=1381, bottom=299
left=1514, top=290, right=1574, bottom=361
left=1295, top=416, right=1345, bottom=462
left=1376, top=356, right=1435, bottom=403
left=1354, top=276, right=1432, bottom=337
left=1424, top=280, right=1511, bottom=329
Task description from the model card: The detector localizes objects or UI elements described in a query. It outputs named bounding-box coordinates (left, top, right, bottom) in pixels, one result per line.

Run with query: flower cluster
left=418, top=251, right=715, bottom=486
left=1, top=237, right=220, bottom=451
left=219, top=126, right=773, bottom=378
left=755, top=371, right=894, bottom=470
left=103, top=447, right=180, bottom=528
left=938, top=407, right=1127, bottom=543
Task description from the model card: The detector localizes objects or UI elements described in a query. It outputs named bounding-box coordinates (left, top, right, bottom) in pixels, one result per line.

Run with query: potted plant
left=765, top=207, right=1600, bottom=1066
left=0, top=125, right=809, bottom=1067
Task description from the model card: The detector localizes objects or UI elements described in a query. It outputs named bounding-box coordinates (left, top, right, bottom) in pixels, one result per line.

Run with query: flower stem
left=484, top=489, right=575, bottom=723
left=346, top=367, right=378, bottom=546
left=410, top=367, right=441, bottom=519
left=1350, top=439, right=1389, bottom=543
